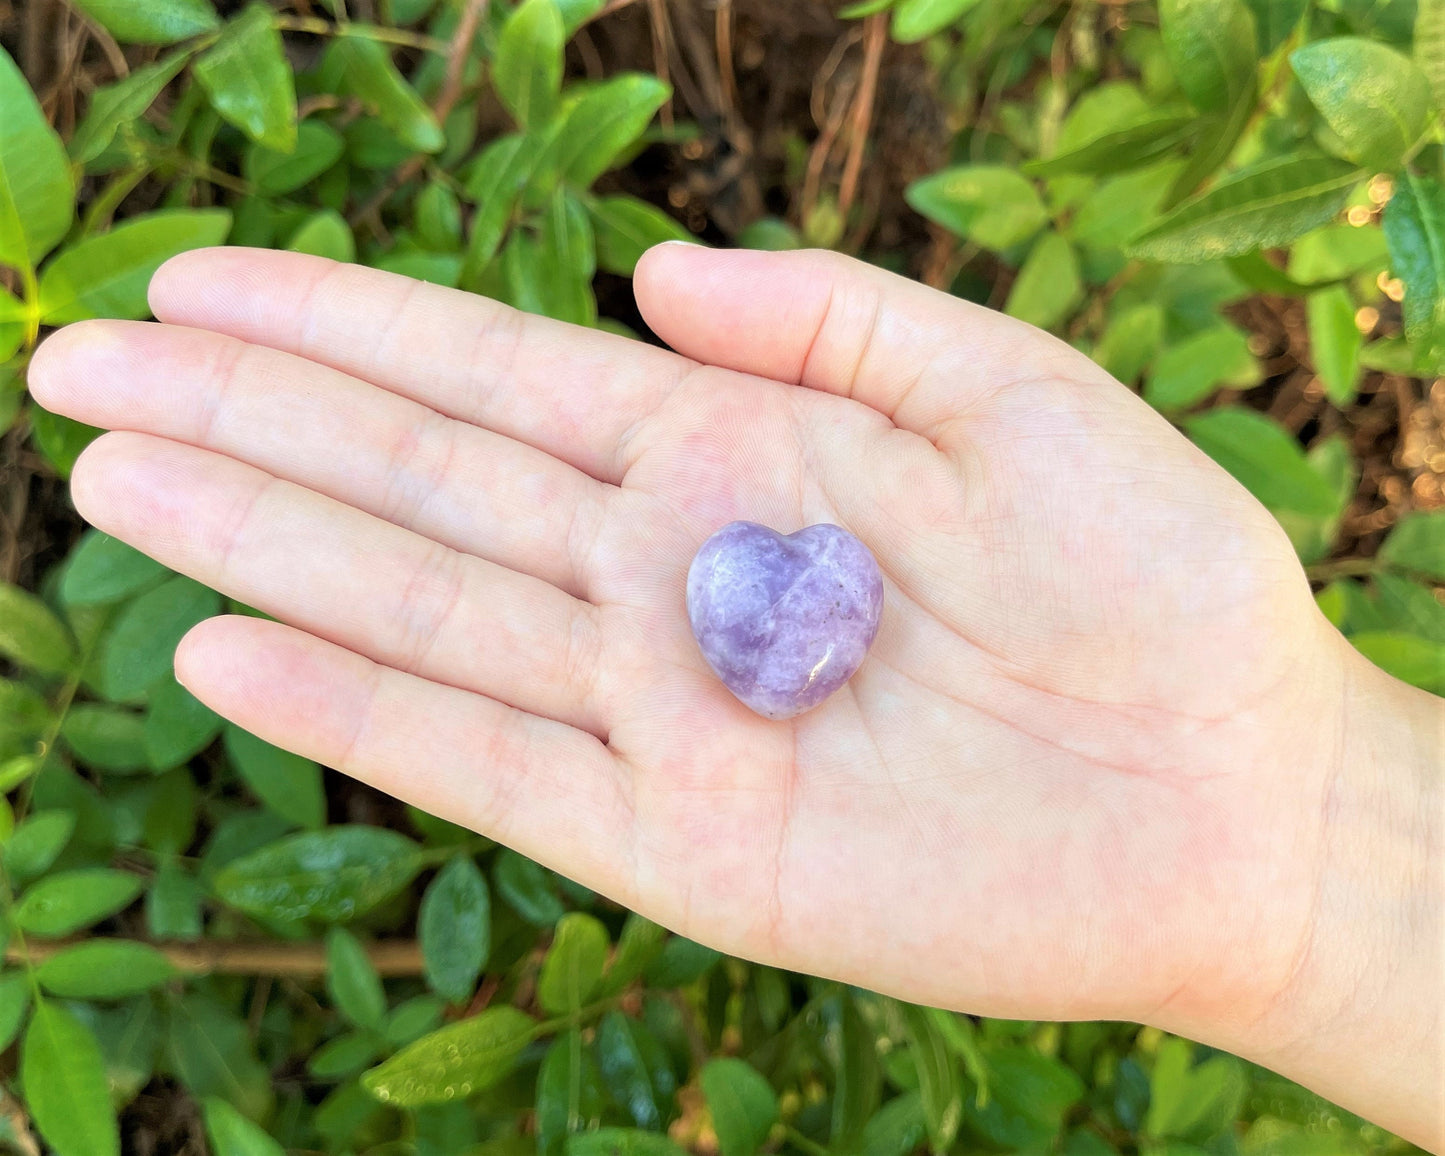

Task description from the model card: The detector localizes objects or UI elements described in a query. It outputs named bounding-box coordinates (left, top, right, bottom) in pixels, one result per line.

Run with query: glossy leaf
left=71, top=49, right=193, bottom=165
left=194, top=3, right=297, bottom=152
left=224, top=723, right=326, bottom=828
left=14, top=868, right=144, bottom=936
left=1418, top=0, right=1445, bottom=111
left=327, top=36, right=444, bottom=154
left=419, top=854, right=491, bottom=1002
left=702, top=1058, right=780, bottom=1156
left=70, top=0, right=218, bottom=43
left=245, top=120, right=346, bottom=195
left=1145, top=1038, right=1248, bottom=1142
left=599, top=912, right=667, bottom=994
left=495, top=0, right=565, bottom=128
left=1380, top=510, right=1445, bottom=579
left=533, top=190, right=597, bottom=325
left=890, top=0, right=982, bottom=42
left=363, top=1005, right=536, bottom=1106
left=495, top=848, right=567, bottom=925
left=1244, top=0, right=1308, bottom=53
left=287, top=209, right=356, bottom=262
left=38, top=209, right=233, bottom=323
left=1305, top=285, right=1361, bottom=404
left=167, top=995, right=274, bottom=1119
left=1159, top=0, right=1258, bottom=113
left=327, top=927, right=388, bottom=1030
left=145, top=675, right=222, bottom=769
left=906, top=166, right=1047, bottom=250
left=1290, top=38, right=1431, bottom=170
left=1027, top=114, right=1199, bottom=177
left=1096, top=303, right=1166, bottom=384
left=1382, top=173, right=1445, bottom=362
left=213, top=824, right=426, bottom=923
left=204, top=1096, right=286, bottom=1156
left=538, top=1029, right=607, bottom=1156
left=98, top=574, right=222, bottom=702
left=551, top=75, right=671, bottom=189
left=3, top=810, right=76, bottom=883
left=463, top=134, right=539, bottom=274
left=0, top=582, right=74, bottom=675
left=22, top=999, right=118, bottom=1156
left=0, top=46, right=75, bottom=268
left=1144, top=325, right=1257, bottom=409
left=964, top=1046, right=1085, bottom=1149
left=538, top=912, right=610, bottom=1015
left=1350, top=631, right=1445, bottom=692
left=1161, top=78, right=1257, bottom=210
left=36, top=940, right=177, bottom=999
left=597, top=1010, right=664, bottom=1128
left=829, top=995, right=883, bottom=1148
left=0, top=971, right=31, bottom=1051
left=1184, top=407, right=1340, bottom=515
left=62, top=704, right=150, bottom=772
left=1128, top=154, right=1361, bottom=263
left=589, top=195, right=695, bottom=275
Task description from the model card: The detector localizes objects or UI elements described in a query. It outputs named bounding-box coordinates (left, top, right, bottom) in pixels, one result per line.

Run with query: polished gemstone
left=686, top=521, right=885, bottom=720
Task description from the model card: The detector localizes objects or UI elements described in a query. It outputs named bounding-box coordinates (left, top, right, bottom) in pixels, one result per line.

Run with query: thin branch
left=838, top=12, right=886, bottom=220
left=8, top=938, right=427, bottom=978
left=274, top=15, right=450, bottom=54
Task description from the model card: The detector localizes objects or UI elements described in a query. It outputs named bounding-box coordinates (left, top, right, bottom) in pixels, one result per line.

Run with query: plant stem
left=6, top=936, right=428, bottom=977
left=274, top=15, right=450, bottom=54
left=1306, top=557, right=1378, bottom=581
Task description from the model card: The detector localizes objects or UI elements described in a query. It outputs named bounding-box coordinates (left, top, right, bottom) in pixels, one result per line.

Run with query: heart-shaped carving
left=686, top=522, right=884, bottom=719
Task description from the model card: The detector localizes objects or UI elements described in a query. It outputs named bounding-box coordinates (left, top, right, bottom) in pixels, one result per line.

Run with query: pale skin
left=27, top=244, right=1443, bottom=1148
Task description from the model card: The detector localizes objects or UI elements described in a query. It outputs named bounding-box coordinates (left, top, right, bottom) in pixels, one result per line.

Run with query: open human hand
left=28, top=244, right=1440, bottom=1146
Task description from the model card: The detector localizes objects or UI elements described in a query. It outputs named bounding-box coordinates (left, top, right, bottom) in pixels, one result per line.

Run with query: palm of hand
left=31, top=244, right=1336, bottom=1029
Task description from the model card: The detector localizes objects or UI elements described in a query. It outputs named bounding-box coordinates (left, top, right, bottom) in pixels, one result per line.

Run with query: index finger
left=148, top=247, right=696, bottom=485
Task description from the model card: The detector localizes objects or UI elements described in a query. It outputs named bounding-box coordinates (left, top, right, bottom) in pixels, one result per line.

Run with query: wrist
left=1157, top=627, right=1443, bottom=1149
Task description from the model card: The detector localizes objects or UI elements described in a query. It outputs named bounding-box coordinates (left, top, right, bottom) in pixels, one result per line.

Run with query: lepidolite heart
left=686, top=522, right=884, bottom=720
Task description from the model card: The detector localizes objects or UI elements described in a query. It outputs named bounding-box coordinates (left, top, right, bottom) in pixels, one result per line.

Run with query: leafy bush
left=0, top=0, right=1440, bottom=1152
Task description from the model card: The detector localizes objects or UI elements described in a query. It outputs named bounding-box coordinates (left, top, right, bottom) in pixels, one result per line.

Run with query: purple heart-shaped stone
left=686, top=521, right=885, bottom=720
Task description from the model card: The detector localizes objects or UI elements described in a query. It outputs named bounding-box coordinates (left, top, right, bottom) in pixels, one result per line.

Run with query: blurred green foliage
left=0, top=0, right=1441, bottom=1151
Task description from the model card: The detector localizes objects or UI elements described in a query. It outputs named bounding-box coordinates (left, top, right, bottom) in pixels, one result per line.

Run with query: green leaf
left=1305, top=286, right=1361, bottom=404
left=223, top=724, right=326, bottom=829
left=419, top=854, right=491, bottom=1002
left=701, top=1058, right=780, bottom=1156
left=385, top=993, right=446, bottom=1047
left=1128, top=154, right=1361, bottom=263
left=828, top=995, right=882, bottom=1149
left=0, top=971, right=31, bottom=1051
left=596, top=1011, right=664, bottom=1129
left=538, top=912, right=609, bottom=1015
left=0, top=46, right=75, bottom=268
left=1026, top=115, right=1200, bottom=178
left=1350, top=631, right=1445, bottom=692
left=1290, top=39, right=1432, bottom=170
left=860, top=1092, right=927, bottom=1156
left=15, top=868, right=144, bottom=936
left=0, top=678, right=52, bottom=744
left=363, top=1005, right=536, bottom=1106
left=552, top=74, right=671, bottom=189
left=416, top=182, right=463, bottom=251
left=532, top=190, right=597, bottom=325
left=38, top=208, right=232, bottom=323
left=1372, top=574, right=1445, bottom=642
left=1159, top=0, right=1258, bottom=113
left=642, top=935, right=721, bottom=986
left=145, top=675, right=222, bottom=769
left=147, top=856, right=203, bottom=939
left=287, top=209, right=356, bottom=262
left=589, top=195, right=694, bottom=275
left=1288, top=223, right=1390, bottom=282
left=69, top=0, right=219, bottom=44
left=905, top=166, right=1047, bottom=250
left=1382, top=173, right=1445, bottom=363
left=1380, top=510, right=1445, bottom=579
left=36, top=939, right=177, bottom=999
left=964, top=1046, right=1084, bottom=1150
left=59, top=529, right=168, bottom=607
left=194, top=3, right=297, bottom=152
left=71, top=49, right=194, bottom=165
left=900, top=1004, right=963, bottom=1154
left=1243, top=0, right=1308, bottom=53
left=495, top=0, right=565, bottom=128
left=22, top=999, right=119, bottom=1156
left=3, top=811, right=74, bottom=883
left=1161, top=78, right=1257, bottom=211
left=98, top=574, right=222, bottom=702
left=598, top=913, right=667, bottom=995
left=203, top=1096, right=286, bottom=1156
left=890, top=0, right=983, bottom=42
left=1005, top=234, right=1082, bottom=331
left=245, top=120, right=346, bottom=195
left=567, top=1131, right=689, bottom=1156
left=462, top=134, right=539, bottom=275
left=62, top=704, right=150, bottom=772
left=1144, top=325, right=1258, bottom=409
left=839, top=0, right=898, bottom=15
left=326, top=36, right=444, bottom=154
left=1145, top=1038, right=1248, bottom=1142
left=308, top=1029, right=384, bottom=1079
left=213, top=824, right=426, bottom=923
left=28, top=405, right=102, bottom=479
left=327, top=927, right=388, bottom=1030
left=0, top=582, right=74, bottom=675
left=1185, top=406, right=1340, bottom=516
left=539, top=1029, right=607, bottom=1156
left=494, top=848, right=567, bottom=925
left=1095, top=303, right=1166, bottom=384
left=1418, top=0, right=1445, bottom=111
left=167, top=995, right=274, bottom=1119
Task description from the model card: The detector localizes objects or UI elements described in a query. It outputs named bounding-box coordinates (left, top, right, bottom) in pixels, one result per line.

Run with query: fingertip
left=27, top=321, right=110, bottom=410
left=148, top=246, right=223, bottom=318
